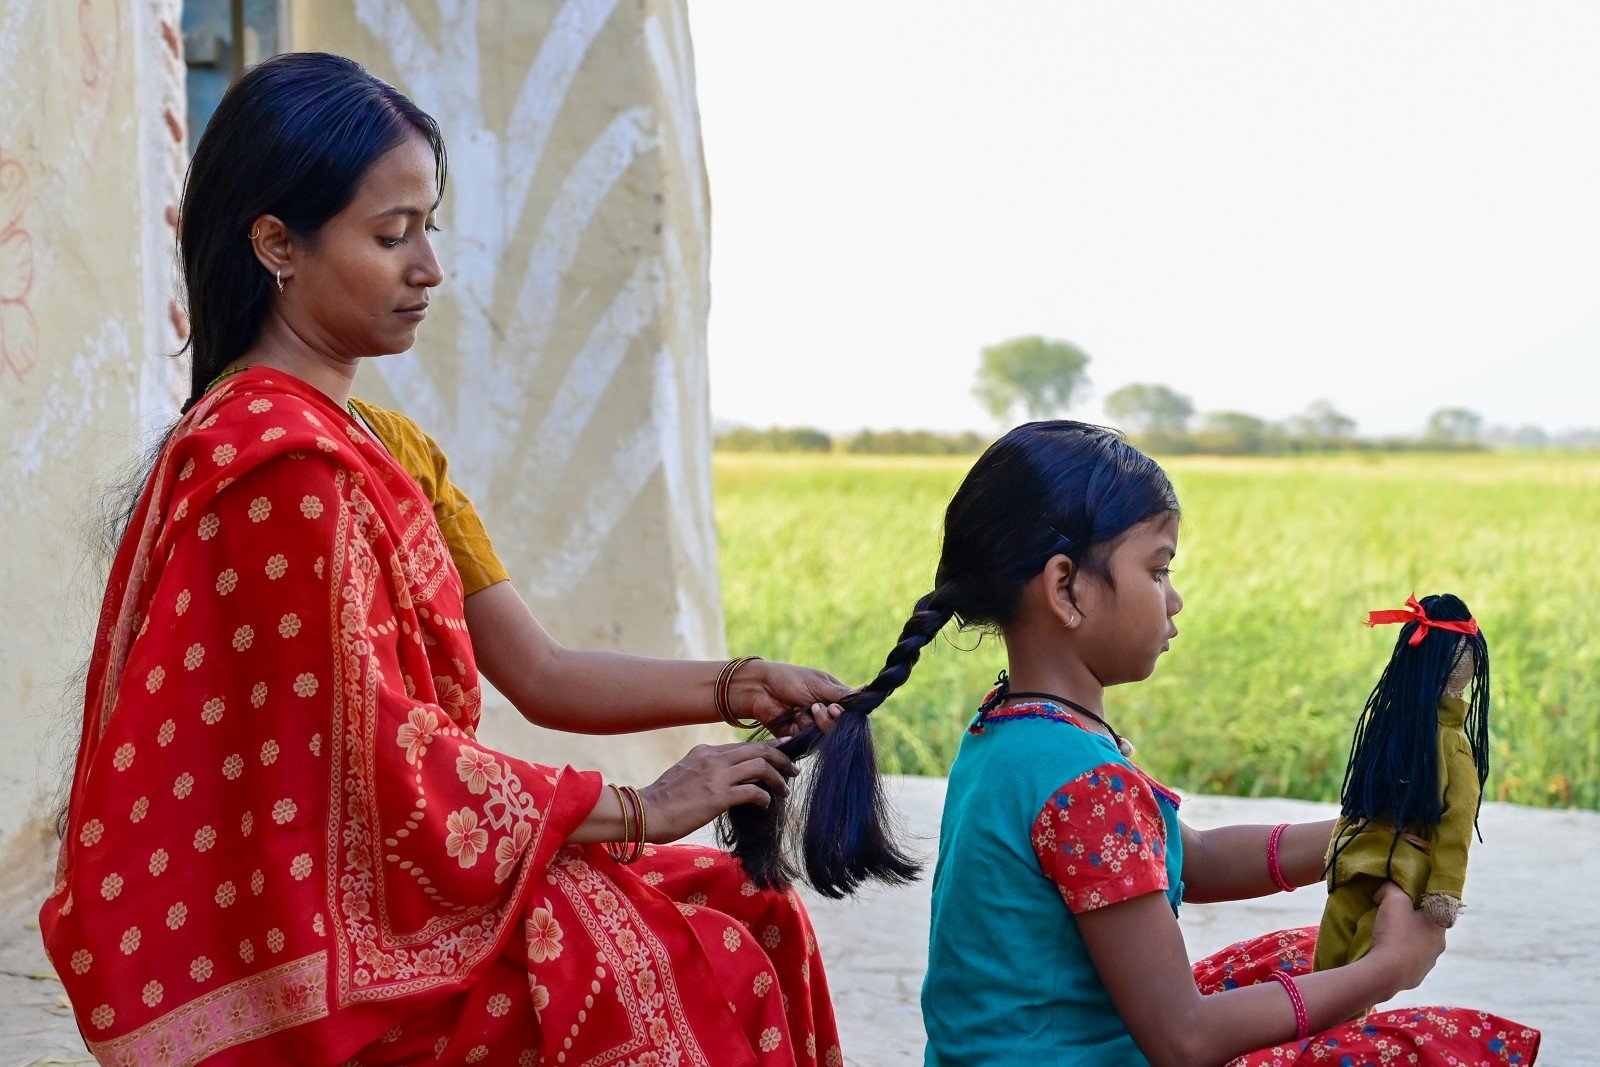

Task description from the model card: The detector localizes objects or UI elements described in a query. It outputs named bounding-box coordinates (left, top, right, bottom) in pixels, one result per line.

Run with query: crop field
left=714, top=452, right=1600, bottom=810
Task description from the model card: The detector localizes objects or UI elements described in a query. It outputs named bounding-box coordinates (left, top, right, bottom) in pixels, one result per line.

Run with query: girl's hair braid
left=721, top=588, right=952, bottom=897
left=721, top=421, right=1179, bottom=898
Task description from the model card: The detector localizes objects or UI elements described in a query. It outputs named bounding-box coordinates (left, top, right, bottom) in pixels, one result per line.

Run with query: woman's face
left=281, top=131, right=444, bottom=360
left=1069, top=514, right=1183, bottom=686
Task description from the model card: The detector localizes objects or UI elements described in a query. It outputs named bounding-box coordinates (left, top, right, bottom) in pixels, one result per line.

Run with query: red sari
left=41, top=369, right=841, bottom=1067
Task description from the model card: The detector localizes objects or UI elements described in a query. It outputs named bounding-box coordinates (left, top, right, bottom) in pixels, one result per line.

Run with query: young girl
left=728, top=421, right=1539, bottom=1065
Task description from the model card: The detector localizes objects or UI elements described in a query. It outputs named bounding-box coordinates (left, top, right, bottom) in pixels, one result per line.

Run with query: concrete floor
left=805, top=779, right=1595, bottom=1066
left=3, top=778, right=1593, bottom=1065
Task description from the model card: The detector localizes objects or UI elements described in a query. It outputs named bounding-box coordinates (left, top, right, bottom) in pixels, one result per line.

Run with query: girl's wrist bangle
left=1267, top=822, right=1295, bottom=893
left=1268, top=971, right=1310, bottom=1040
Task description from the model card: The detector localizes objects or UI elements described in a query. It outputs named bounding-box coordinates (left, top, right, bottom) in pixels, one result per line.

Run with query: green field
left=714, top=452, right=1600, bottom=810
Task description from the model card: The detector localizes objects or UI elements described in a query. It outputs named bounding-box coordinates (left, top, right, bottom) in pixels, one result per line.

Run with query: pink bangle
left=1266, top=822, right=1295, bottom=893
left=1268, top=971, right=1310, bottom=1040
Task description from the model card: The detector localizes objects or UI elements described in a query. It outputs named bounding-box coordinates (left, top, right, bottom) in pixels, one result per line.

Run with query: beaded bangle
left=1268, top=970, right=1310, bottom=1040
left=1267, top=822, right=1295, bottom=893
left=715, top=657, right=764, bottom=729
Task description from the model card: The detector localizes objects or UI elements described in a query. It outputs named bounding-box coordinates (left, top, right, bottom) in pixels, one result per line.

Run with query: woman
left=43, top=53, right=847, bottom=1066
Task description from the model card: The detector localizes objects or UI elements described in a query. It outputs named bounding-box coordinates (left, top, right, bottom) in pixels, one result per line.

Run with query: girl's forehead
left=1115, top=513, right=1180, bottom=554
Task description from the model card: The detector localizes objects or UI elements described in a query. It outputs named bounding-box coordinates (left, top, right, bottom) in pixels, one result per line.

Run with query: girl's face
left=279, top=132, right=444, bottom=360
left=1068, top=514, right=1183, bottom=686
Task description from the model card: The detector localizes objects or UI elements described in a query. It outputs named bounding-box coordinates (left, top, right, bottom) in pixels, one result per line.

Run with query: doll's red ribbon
left=1365, top=594, right=1479, bottom=646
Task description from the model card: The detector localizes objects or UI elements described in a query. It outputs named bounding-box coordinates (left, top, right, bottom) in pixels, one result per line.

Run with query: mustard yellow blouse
left=347, top=397, right=511, bottom=596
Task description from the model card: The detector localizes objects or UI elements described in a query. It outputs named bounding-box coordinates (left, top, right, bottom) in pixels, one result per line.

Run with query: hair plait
left=721, top=421, right=1180, bottom=897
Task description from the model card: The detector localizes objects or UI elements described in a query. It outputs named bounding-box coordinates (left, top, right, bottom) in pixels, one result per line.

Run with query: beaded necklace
left=974, top=671, right=1136, bottom=756
left=999, top=691, right=1135, bottom=757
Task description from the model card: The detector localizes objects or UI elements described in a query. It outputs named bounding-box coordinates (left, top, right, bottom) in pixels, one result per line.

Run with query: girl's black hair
left=177, top=51, right=446, bottom=412
left=1337, top=593, right=1491, bottom=840
left=721, top=421, right=1181, bottom=897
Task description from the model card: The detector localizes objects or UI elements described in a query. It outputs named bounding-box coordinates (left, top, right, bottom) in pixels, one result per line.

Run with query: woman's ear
left=248, top=215, right=293, bottom=283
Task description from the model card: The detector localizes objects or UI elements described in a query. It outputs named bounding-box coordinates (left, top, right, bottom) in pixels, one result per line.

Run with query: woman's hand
left=1367, top=880, right=1447, bottom=994
left=637, top=741, right=799, bottom=842
left=731, top=660, right=852, bottom=738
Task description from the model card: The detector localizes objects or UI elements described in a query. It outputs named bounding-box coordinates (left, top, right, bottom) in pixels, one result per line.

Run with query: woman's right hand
left=638, top=741, right=798, bottom=843
left=1367, top=880, right=1447, bottom=994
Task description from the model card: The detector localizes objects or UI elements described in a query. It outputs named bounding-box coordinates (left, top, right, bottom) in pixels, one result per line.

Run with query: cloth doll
left=1314, top=593, right=1490, bottom=972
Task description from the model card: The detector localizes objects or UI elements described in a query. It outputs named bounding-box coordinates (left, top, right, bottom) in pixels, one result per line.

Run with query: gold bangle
left=625, top=785, right=648, bottom=856
left=605, top=784, right=634, bottom=864
left=716, top=656, right=764, bottom=729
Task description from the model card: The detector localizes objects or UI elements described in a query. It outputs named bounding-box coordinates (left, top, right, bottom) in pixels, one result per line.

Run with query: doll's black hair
left=719, top=421, right=1180, bottom=897
left=1337, top=593, right=1490, bottom=840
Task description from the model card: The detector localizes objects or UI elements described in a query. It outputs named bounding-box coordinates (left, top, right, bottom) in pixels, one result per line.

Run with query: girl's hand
left=1368, top=880, right=1447, bottom=994
left=638, top=741, right=798, bottom=842
left=732, top=660, right=852, bottom=738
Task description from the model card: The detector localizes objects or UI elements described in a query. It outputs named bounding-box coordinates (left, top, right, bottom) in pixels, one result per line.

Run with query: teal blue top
left=922, top=702, right=1185, bottom=1066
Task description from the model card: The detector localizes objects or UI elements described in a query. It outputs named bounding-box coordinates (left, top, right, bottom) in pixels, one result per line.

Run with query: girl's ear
left=1043, top=552, right=1081, bottom=628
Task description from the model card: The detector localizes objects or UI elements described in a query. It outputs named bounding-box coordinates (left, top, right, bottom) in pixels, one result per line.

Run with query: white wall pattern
left=0, top=0, right=188, bottom=911
left=0, top=0, right=723, bottom=905
left=315, top=0, right=726, bottom=778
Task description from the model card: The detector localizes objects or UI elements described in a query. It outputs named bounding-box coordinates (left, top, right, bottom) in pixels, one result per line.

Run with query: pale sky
left=688, top=1, right=1600, bottom=437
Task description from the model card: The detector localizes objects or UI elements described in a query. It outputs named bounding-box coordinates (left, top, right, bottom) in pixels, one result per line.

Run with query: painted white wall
left=0, top=0, right=187, bottom=915
left=0, top=0, right=724, bottom=914
left=304, top=0, right=727, bottom=780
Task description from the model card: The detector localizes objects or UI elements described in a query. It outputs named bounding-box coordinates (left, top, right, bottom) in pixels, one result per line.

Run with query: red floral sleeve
left=1031, top=764, right=1170, bottom=913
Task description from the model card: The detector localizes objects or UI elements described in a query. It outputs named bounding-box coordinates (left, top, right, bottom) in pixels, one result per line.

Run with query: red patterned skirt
left=1193, top=927, right=1539, bottom=1066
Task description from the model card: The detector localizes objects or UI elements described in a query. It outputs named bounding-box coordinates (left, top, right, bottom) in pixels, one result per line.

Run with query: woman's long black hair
left=1337, top=593, right=1491, bottom=837
left=177, top=51, right=446, bottom=413
left=62, top=54, right=447, bottom=837
left=102, top=51, right=447, bottom=597
left=720, top=421, right=1181, bottom=897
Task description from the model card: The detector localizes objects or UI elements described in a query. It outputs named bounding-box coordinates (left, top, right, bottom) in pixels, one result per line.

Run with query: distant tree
left=713, top=426, right=763, bottom=452
left=1104, top=383, right=1196, bottom=436
left=1554, top=427, right=1600, bottom=450
left=1424, top=407, right=1484, bottom=445
left=972, top=336, right=1091, bottom=423
left=1288, top=400, right=1356, bottom=446
left=1506, top=424, right=1548, bottom=449
left=713, top=426, right=832, bottom=453
left=844, top=429, right=988, bottom=455
left=1197, top=410, right=1271, bottom=454
left=781, top=427, right=834, bottom=453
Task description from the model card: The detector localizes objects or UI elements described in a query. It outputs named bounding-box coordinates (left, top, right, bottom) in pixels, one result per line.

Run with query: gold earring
left=249, top=226, right=261, bottom=240
left=275, top=268, right=284, bottom=294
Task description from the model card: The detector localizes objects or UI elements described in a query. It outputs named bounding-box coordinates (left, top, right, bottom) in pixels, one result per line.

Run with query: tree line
left=717, top=336, right=1597, bottom=456
left=714, top=426, right=990, bottom=455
